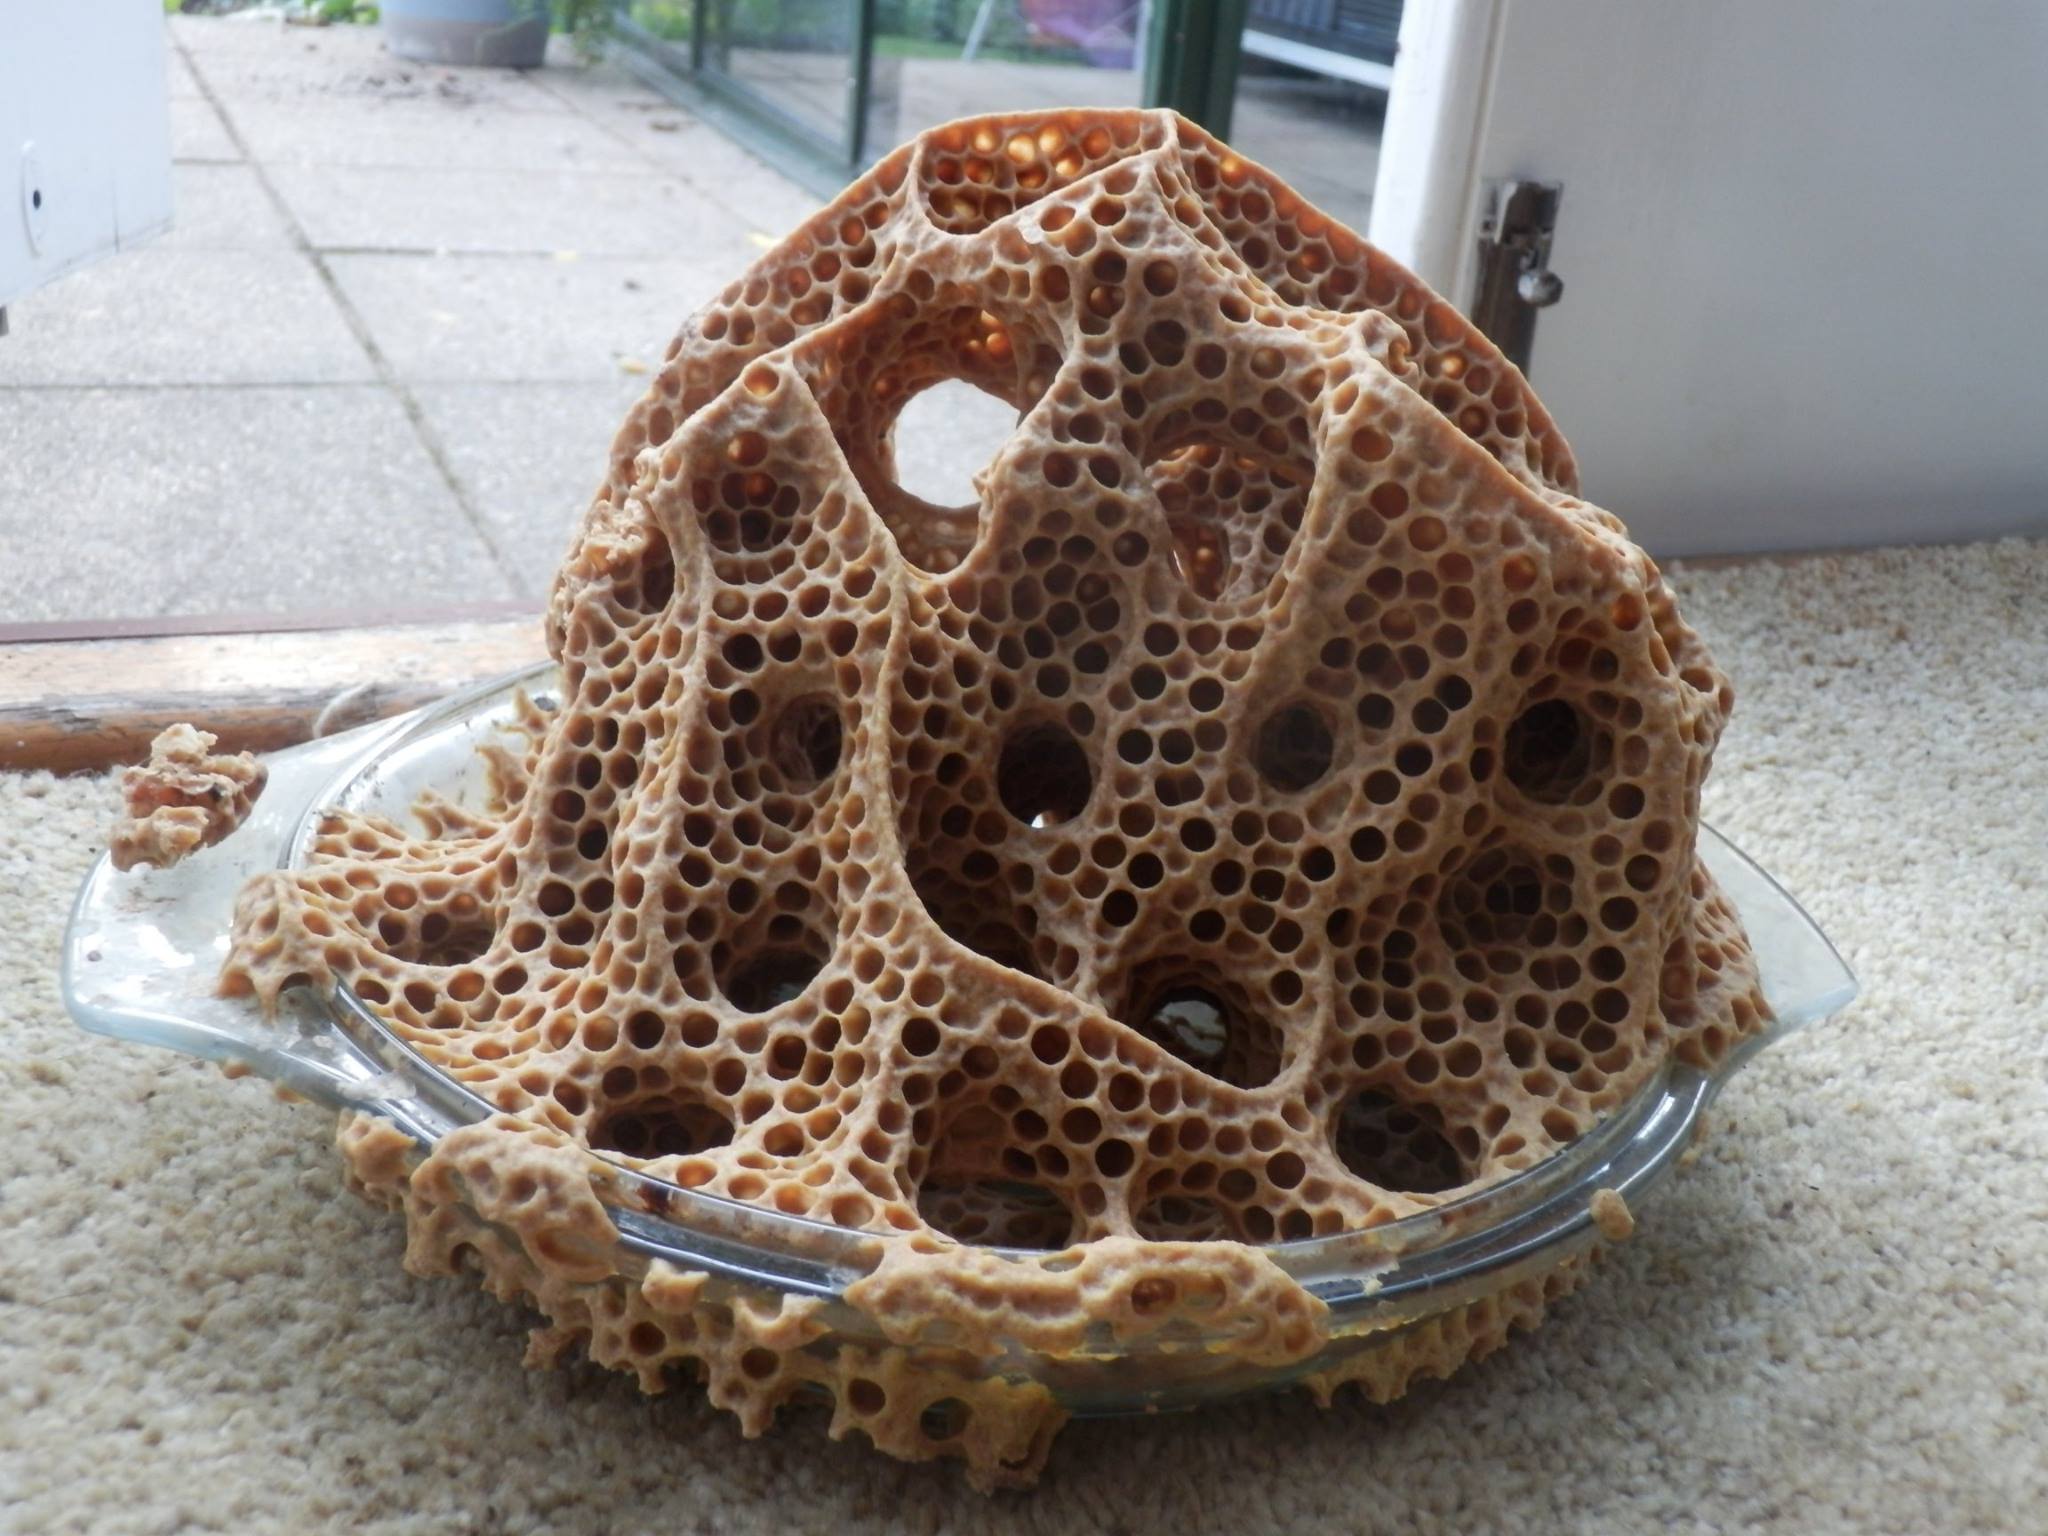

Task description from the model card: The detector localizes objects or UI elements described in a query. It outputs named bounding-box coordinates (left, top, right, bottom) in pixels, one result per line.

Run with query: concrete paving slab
left=325, top=252, right=727, bottom=383
left=165, top=41, right=205, bottom=100
left=171, top=13, right=394, bottom=62
left=268, top=162, right=750, bottom=257
left=0, top=386, right=517, bottom=623
left=526, top=51, right=822, bottom=237
left=412, top=380, right=649, bottom=594
left=608, top=122, right=825, bottom=234
left=171, top=97, right=240, bottom=163
left=180, top=23, right=571, bottom=115
left=415, top=375, right=1032, bottom=595
left=227, top=97, right=650, bottom=173
left=522, top=46, right=676, bottom=116
left=417, top=371, right=1050, bottom=595
left=0, top=16, right=827, bottom=627
left=158, top=165, right=294, bottom=252
left=0, top=248, right=374, bottom=387
left=890, top=380, right=1022, bottom=508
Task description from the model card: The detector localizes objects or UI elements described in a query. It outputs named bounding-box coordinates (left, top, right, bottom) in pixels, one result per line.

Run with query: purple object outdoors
left=1020, top=0, right=1138, bottom=69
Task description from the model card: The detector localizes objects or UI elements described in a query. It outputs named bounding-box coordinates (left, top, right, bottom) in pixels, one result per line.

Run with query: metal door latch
left=1472, top=180, right=1564, bottom=375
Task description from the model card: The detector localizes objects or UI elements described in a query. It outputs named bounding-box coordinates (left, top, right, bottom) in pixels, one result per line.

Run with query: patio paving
left=0, top=15, right=821, bottom=626
left=0, top=15, right=1380, bottom=629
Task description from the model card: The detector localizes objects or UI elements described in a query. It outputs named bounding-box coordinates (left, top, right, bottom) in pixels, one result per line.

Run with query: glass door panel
left=1226, top=0, right=1394, bottom=236
left=867, top=0, right=1144, bottom=153
left=701, top=0, right=865, bottom=158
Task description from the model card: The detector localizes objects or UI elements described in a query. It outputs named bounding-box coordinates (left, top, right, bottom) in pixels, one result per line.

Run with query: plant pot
left=381, top=0, right=551, bottom=69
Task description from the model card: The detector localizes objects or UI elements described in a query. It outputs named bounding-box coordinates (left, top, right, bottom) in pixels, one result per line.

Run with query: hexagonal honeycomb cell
left=222, top=108, right=1767, bottom=1488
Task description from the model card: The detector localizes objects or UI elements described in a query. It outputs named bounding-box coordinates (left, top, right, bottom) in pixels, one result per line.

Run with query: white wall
left=1, top=3, right=172, bottom=311
left=1374, top=0, right=2048, bottom=556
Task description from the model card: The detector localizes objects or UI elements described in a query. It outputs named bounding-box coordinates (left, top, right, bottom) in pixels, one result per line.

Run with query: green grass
left=163, top=0, right=380, bottom=18
left=626, top=0, right=694, bottom=41
left=872, top=31, right=1081, bottom=64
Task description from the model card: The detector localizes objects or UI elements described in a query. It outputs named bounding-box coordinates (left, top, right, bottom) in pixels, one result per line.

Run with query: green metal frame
left=848, top=0, right=879, bottom=165
left=1142, top=0, right=1249, bottom=138
left=610, top=1, right=865, bottom=189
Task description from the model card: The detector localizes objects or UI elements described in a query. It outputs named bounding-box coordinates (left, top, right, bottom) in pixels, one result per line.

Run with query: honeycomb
left=220, top=109, right=1768, bottom=1487
left=109, top=723, right=266, bottom=872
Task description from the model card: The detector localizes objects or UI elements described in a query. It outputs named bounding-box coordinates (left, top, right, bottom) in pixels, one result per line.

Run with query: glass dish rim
left=285, top=661, right=1858, bottom=1303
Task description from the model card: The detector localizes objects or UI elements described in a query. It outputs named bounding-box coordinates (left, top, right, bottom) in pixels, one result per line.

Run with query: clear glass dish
left=64, top=665, right=1856, bottom=1415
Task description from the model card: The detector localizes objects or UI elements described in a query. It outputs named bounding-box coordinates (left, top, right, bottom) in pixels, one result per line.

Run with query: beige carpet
left=3, top=539, right=2043, bottom=1535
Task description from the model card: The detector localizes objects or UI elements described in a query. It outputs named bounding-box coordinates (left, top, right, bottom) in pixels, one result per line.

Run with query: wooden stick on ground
left=0, top=619, right=549, bottom=774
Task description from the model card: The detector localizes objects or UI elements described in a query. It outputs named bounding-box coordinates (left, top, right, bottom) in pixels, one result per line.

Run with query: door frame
left=1367, top=0, right=1505, bottom=300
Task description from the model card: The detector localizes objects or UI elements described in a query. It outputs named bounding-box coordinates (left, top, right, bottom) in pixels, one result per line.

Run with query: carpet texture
left=3, top=539, right=2043, bottom=1535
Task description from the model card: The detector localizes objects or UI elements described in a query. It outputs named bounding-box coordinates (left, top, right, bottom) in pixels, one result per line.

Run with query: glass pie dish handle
left=61, top=712, right=460, bottom=1136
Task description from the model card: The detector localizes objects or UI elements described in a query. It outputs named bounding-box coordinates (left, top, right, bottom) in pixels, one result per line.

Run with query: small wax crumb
left=1590, top=1188, right=1635, bottom=1242
left=108, top=723, right=267, bottom=871
left=1677, top=1110, right=1713, bottom=1168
